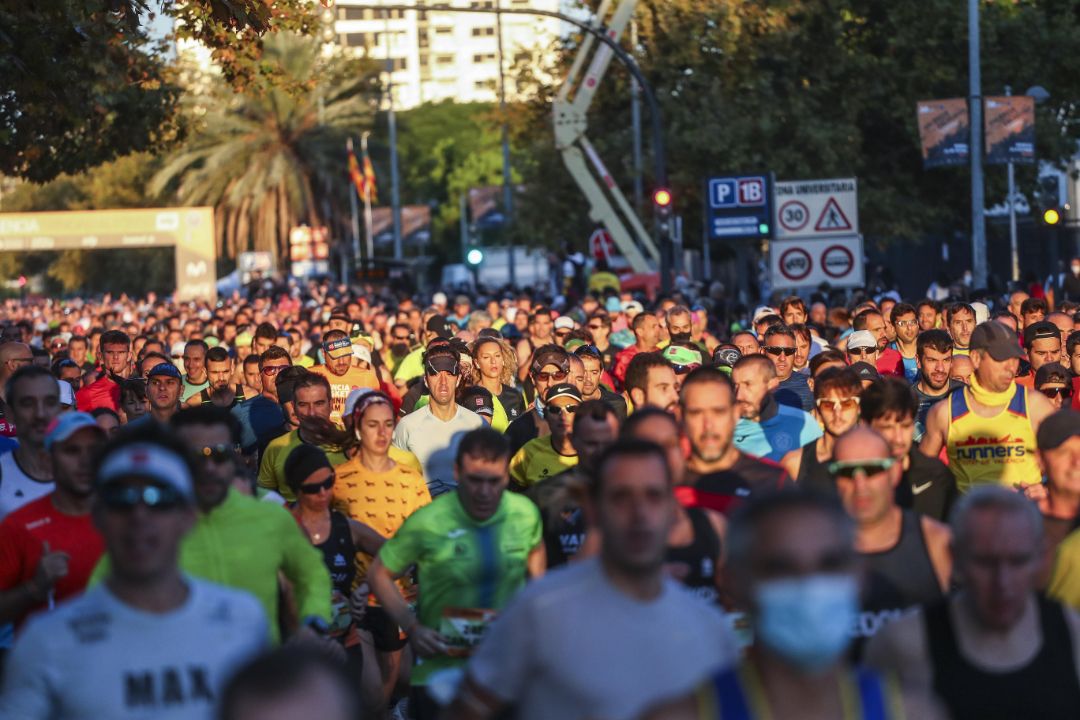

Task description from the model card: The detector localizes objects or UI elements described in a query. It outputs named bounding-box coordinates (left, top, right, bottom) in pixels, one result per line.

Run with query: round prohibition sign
left=778, top=247, right=813, bottom=281
left=821, top=244, right=855, bottom=278
left=778, top=200, right=810, bottom=233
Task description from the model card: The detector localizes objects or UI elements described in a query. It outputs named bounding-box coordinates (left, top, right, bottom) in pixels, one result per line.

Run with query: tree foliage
left=150, top=33, right=381, bottom=264
left=510, top=0, right=1080, bottom=253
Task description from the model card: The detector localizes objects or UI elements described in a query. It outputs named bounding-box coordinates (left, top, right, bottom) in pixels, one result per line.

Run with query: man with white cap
left=0, top=424, right=268, bottom=719
left=309, top=329, right=378, bottom=425
left=845, top=330, right=879, bottom=368
left=0, top=413, right=107, bottom=630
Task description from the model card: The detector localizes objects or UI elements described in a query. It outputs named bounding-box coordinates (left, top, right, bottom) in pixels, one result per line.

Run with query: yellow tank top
left=946, top=384, right=1040, bottom=492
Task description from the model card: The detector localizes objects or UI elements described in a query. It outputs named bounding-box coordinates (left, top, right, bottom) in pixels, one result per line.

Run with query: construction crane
left=552, top=0, right=660, bottom=275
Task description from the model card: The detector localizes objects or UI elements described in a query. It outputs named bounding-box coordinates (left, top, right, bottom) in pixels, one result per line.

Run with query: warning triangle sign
left=814, top=197, right=853, bottom=233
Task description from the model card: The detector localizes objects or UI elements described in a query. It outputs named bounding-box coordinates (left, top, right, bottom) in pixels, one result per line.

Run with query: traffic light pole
left=355, top=2, right=672, bottom=289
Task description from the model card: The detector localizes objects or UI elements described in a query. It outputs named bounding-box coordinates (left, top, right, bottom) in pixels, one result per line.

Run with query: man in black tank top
left=780, top=366, right=863, bottom=494
left=865, top=485, right=1080, bottom=720
left=832, top=428, right=951, bottom=642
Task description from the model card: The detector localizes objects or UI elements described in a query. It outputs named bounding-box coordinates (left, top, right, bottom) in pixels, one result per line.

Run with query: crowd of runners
left=0, top=269, right=1078, bottom=719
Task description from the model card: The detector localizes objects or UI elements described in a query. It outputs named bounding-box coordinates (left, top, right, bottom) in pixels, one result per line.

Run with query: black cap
left=969, top=321, right=1024, bottom=361
left=849, top=361, right=881, bottom=383
left=1024, top=321, right=1061, bottom=349
left=1036, top=408, right=1080, bottom=450
left=545, top=383, right=582, bottom=404
left=713, top=346, right=741, bottom=368
left=530, top=344, right=570, bottom=376
left=1035, top=362, right=1071, bottom=388
left=425, top=315, right=454, bottom=339
left=460, top=386, right=494, bottom=417
left=283, top=444, right=333, bottom=492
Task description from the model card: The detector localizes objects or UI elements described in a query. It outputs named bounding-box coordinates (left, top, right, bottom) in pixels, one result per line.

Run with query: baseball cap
left=553, top=316, right=575, bottom=331
left=621, top=300, right=644, bottom=316
left=663, top=345, right=703, bottom=373
left=531, top=345, right=570, bottom=376
left=426, top=315, right=454, bottom=340
left=1023, top=321, right=1060, bottom=349
left=970, top=301, right=990, bottom=325
left=423, top=345, right=460, bottom=375
left=545, top=383, right=583, bottom=404
left=323, top=337, right=353, bottom=360
left=454, top=294, right=470, bottom=307
left=45, top=412, right=104, bottom=451
left=713, top=346, right=741, bottom=368
left=1037, top=408, right=1080, bottom=450
left=1035, top=362, right=1070, bottom=388
left=849, top=361, right=881, bottom=383
left=97, top=442, right=195, bottom=503
left=352, top=344, right=373, bottom=366
left=753, top=306, right=779, bottom=324
left=969, top=321, right=1024, bottom=361
left=846, top=330, right=877, bottom=351
left=605, top=297, right=622, bottom=313
left=432, top=292, right=448, bottom=307
left=147, top=362, right=182, bottom=380
left=460, top=386, right=494, bottom=417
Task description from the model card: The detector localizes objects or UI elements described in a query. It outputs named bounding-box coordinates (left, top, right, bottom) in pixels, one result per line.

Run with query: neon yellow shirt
left=509, top=436, right=578, bottom=489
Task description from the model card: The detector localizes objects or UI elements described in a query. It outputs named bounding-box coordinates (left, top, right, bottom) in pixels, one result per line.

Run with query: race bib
left=439, top=607, right=497, bottom=658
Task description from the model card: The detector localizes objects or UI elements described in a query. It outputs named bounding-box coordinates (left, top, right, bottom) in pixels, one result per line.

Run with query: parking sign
left=705, top=174, right=773, bottom=240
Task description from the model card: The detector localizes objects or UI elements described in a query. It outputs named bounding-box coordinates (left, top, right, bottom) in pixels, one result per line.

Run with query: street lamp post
left=494, top=0, right=515, bottom=287
left=969, top=0, right=988, bottom=290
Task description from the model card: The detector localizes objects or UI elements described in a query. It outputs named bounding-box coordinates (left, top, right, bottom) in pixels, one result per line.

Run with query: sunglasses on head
left=816, top=397, right=860, bottom=413
left=1041, top=386, right=1073, bottom=399
left=194, top=444, right=239, bottom=463
left=827, top=458, right=895, bottom=479
left=547, top=404, right=579, bottom=417
left=534, top=370, right=568, bottom=383
left=848, top=347, right=874, bottom=356
left=100, top=484, right=186, bottom=512
left=299, top=475, right=335, bottom=494
left=764, top=345, right=797, bottom=357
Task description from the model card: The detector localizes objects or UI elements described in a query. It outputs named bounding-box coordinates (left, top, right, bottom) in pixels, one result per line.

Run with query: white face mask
left=754, top=574, right=857, bottom=673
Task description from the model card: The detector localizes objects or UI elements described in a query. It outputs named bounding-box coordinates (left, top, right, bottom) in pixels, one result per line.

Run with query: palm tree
left=151, top=33, right=380, bottom=264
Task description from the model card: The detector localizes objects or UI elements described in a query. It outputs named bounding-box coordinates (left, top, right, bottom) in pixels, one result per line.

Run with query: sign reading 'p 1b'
left=706, top=175, right=772, bottom=240
left=773, top=178, right=859, bottom=240
left=770, top=235, right=864, bottom=289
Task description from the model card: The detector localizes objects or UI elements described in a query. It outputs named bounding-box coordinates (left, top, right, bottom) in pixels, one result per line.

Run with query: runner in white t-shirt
left=0, top=427, right=267, bottom=720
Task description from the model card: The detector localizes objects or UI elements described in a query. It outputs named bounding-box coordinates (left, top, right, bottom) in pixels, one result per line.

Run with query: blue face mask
left=753, top=574, right=857, bottom=673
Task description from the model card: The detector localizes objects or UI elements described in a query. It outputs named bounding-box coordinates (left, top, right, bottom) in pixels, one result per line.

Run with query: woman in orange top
left=333, top=391, right=431, bottom=710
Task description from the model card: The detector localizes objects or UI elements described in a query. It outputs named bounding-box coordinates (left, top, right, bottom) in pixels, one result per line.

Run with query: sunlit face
left=894, top=312, right=919, bottom=344
left=207, top=360, right=233, bottom=390
left=1027, top=337, right=1061, bottom=373
left=956, top=507, right=1041, bottom=632
left=295, top=385, right=331, bottom=420
left=949, top=310, right=976, bottom=348
left=971, top=350, right=1019, bottom=394
left=357, top=403, right=394, bottom=456
left=681, top=380, right=736, bottom=464
left=918, top=305, right=938, bottom=332
left=732, top=364, right=773, bottom=420
left=869, top=411, right=915, bottom=460
left=455, top=453, right=509, bottom=522
left=148, top=376, right=181, bottom=412
left=580, top=355, right=602, bottom=397
left=763, top=333, right=796, bottom=380
left=815, top=389, right=861, bottom=438
left=595, top=453, right=674, bottom=574
left=733, top=333, right=760, bottom=357
left=917, top=346, right=954, bottom=392
left=863, top=313, right=888, bottom=350
left=474, top=342, right=504, bottom=382
left=951, top=355, right=974, bottom=385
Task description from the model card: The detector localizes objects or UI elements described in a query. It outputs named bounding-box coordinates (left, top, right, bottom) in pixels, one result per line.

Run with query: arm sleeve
left=377, top=511, right=425, bottom=576
left=466, top=593, right=535, bottom=703
left=273, top=508, right=333, bottom=622
left=0, top=622, right=56, bottom=720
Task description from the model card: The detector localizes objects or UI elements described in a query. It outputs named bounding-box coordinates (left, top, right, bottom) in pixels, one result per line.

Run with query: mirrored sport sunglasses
left=816, top=397, right=860, bottom=413
left=546, top=404, right=579, bottom=417
left=299, top=475, right=335, bottom=494
left=763, top=345, right=797, bottom=357
left=1040, top=386, right=1073, bottom=400
left=827, top=458, right=895, bottom=479
left=100, top=484, right=187, bottom=512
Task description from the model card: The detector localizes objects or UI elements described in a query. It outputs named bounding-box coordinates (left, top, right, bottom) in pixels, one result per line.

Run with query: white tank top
left=0, top=450, right=53, bottom=520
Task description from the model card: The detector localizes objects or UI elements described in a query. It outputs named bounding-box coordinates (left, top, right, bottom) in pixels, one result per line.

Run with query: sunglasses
left=895, top=320, right=918, bottom=328
left=299, top=475, right=335, bottom=494
left=534, top=370, right=568, bottom=383
left=547, top=404, right=579, bottom=417
left=764, top=346, right=797, bottom=357
left=587, top=323, right=605, bottom=331
left=194, top=444, right=239, bottom=463
left=100, top=484, right=186, bottom=512
left=848, top=347, right=875, bottom=356
left=262, top=365, right=287, bottom=376
left=1041, top=386, right=1074, bottom=399
left=816, top=397, right=860, bottom=413
left=827, top=458, right=895, bottom=479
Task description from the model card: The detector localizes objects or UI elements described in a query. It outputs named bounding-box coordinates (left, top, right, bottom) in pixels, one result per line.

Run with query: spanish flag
left=347, top=138, right=367, bottom=200
left=362, top=149, right=378, bottom=205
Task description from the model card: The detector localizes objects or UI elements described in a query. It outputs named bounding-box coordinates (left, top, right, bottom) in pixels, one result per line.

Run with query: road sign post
left=705, top=175, right=773, bottom=241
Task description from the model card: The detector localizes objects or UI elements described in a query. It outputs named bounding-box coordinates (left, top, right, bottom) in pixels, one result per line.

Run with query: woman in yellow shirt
left=333, top=391, right=431, bottom=709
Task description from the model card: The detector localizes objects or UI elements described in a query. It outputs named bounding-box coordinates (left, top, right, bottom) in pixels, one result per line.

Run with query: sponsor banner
left=917, top=99, right=970, bottom=168
left=985, top=95, right=1036, bottom=165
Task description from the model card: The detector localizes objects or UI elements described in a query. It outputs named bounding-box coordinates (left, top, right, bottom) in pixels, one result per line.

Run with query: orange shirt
left=309, top=364, right=379, bottom=424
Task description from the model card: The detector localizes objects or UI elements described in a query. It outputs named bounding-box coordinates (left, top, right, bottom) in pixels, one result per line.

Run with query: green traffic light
left=758, top=223, right=770, bottom=235
left=466, top=248, right=484, bottom=265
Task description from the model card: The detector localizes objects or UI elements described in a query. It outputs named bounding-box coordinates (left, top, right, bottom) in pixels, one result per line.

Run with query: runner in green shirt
left=368, top=426, right=545, bottom=719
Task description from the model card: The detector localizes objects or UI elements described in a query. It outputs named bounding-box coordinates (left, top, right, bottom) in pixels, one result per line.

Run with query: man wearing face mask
left=644, top=490, right=943, bottom=720
left=867, top=486, right=1080, bottom=720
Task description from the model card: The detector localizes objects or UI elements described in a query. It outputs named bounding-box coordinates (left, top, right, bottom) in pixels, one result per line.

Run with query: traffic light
left=466, top=248, right=484, bottom=266
left=1044, top=208, right=1061, bottom=225
left=653, top=188, right=673, bottom=236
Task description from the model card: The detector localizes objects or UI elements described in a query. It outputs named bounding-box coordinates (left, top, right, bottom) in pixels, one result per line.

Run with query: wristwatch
left=302, top=615, right=330, bottom=636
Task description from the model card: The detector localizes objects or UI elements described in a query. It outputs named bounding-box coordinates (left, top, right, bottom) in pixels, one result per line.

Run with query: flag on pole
left=347, top=138, right=367, bottom=200
left=362, top=147, right=378, bottom=205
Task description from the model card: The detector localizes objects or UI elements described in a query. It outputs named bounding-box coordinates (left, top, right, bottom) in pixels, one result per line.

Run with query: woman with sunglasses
left=333, top=391, right=432, bottom=711
left=471, top=335, right=525, bottom=432
left=284, top=443, right=385, bottom=714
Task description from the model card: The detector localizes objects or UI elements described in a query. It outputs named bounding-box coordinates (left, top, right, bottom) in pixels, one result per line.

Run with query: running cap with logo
left=45, top=412, right=104, bottom=451
left=352, top=344, right=373, bottom=365
left=423, top=345, right=460, bottom=375
left=621, top=300, right=645, bottom=316
left=553, top=316, right=575, bottom=331
left=849, top=361, right=881, bottom=383
left=460, top=386, right=495, bottom=417
left=1024, top=321, right=1061, bottom=349
left=147, top=362, right=182, bottom=380
left=970, top=321, right=1025, bottom=361
left=753, top=306, right=779, bottom=324
left=663, top=345, right=703, bottom=373
left=846, top=330, right=877, bottom=351
left=531, top=345, right=570, bottom=376
left=97, top=443, right=194, bottom=502
left=545, top=383, right=583, bottom=404
left=323, top=337, right=353, bottom=360
left=426, top=315, right=454, bottom=340
left=1037, top=408, right=1080, bottom=450
left=713, top=346, right=741, bottom=368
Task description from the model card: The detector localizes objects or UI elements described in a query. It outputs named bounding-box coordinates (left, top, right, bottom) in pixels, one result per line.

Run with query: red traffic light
left=17, top=276, right=26, bottom=288
left=653, top=188, right=673, bottom=208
